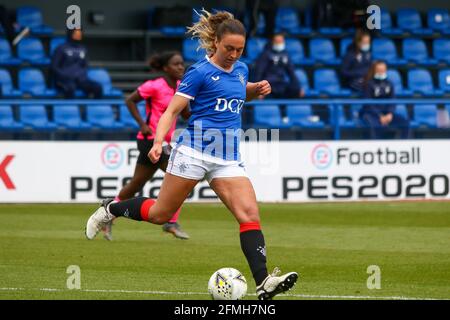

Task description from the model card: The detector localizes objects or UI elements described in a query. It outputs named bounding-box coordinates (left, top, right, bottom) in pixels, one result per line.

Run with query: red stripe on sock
left=240, top=221, right=261, bottom=233
left=140, top=199, right=155, bottom=221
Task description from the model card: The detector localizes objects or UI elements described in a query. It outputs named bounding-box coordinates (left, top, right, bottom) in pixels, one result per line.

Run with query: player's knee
left=148, top=213, right=170, bottom=225
left=240, top=204, right=259, bottom=222
left=148, top=207, right=174, bottom=225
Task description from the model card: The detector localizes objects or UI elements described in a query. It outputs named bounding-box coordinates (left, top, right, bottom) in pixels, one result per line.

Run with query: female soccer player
left=102, top=51, right=190, bottom=240
left=86, top=10, right=298, bottom=300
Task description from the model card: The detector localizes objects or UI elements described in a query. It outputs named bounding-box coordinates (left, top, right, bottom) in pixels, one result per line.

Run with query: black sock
left=108, top=197, right=153, bottom=221
left=240, top=229, right=268, bottom=286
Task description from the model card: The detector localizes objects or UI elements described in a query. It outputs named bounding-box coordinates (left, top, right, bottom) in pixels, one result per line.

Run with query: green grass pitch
left=0, top=202, right=449, bottom=300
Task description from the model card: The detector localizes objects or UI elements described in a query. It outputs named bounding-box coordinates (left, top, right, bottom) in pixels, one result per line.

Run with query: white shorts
left=166, top=145, right=248, bottom=183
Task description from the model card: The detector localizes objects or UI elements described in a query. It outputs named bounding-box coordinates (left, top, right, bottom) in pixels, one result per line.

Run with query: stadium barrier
left=1, top=99, right=450, bottom=139
left=0, top=139, right=449, bottom=203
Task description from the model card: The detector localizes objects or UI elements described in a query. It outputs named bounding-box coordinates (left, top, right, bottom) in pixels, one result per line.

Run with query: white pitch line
left=0, top=287, right=443, bottom=300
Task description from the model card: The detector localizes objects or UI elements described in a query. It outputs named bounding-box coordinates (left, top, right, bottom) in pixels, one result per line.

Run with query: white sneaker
left=256, top=267, right=298, bottom=300
left=85, top=199, right=116, bottom=240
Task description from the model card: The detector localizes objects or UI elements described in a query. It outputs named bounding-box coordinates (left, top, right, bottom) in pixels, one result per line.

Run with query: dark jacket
left=340, top=43, right=371, bottom=88
left=51, top=41, right=89, bottom=83
left=253, top=45, right=299, bottom=92
left=361, top=78, right=395, bottom=117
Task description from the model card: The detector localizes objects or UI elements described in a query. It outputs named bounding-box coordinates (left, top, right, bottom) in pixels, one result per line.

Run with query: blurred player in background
left=102, top=51, right=191, bottom=240
left=86, top=10, right=298, bottom=300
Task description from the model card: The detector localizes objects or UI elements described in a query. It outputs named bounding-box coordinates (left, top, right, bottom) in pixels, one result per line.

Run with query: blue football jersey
left=175, top=55, right=248, bottom=161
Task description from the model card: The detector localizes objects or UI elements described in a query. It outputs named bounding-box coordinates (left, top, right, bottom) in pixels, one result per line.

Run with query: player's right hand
left=148, top=142, right=162, bottom=163
left=140, top=123, right=152, bottom=136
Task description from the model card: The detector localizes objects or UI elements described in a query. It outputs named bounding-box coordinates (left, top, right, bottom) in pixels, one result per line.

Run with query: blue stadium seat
left=372, top=38, right=407, bottom=66
left=86, top=105, right=125, bottom=130
left=253, top=105, right=290, bottom=128
left=18, top=68, right=57, bottom=97
left=0, top=39, right=21, bottom=66
left=49, top=37, right=66, bottom=56
left=349, top=104, right=363, bottom=126
left=255, top=13, right=266, bottom=35
left=19, top=105, right=57, bottom=131
left=17, top=37, right=50, bottom=65
left=427, top=9, right=449, bottom=33
left=285, top=39, right=313, bottom=65
left=0, top=69, right=22, bottom=97
left=402, top=39, right=437, bottom=65
left=407, top=69, right=444, bottom=96
left=294, top=69, right=318, bottom=97
left=53, top=105, right=91, bottom=131
left=397, top=9, right=433, bottom=35
left=380, top=10, right=403, bottom=35
left=314, top=69, right=351, bottom=97
left=244, top=37, right=267, bottom=64
left=386, top=69, right=413, bottom=97
left=17, top=6, right=53, bottom=35
left=395, top=104, right=409, bottom=120
left=318, top=27, right=343, bottom=36
left=182, top=38, right=207, bottom=62
left=87, top=68, right=123, bottom=97
left=119, top=105, right=139, bottom=129
left=412, top=104, right=438, bottom=127
left=328, top=105, right=355, bottom=128
left=309, top=39, right=341, bottom=65
left=0, top=106, right=24, bottom=131
left=340, top=38, right=353, bottom=57
left=244, top=12, right=265, bottom=35
left=433, top=39, right=450, bottom=63
left=286, top=105, right=325, bottom=128
left=438, top=70, right=450, bottom=93
left=275, top=7, right=311, bottom=35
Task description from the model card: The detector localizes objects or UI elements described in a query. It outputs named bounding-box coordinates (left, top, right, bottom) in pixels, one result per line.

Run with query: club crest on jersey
left=237, top=72, right=245, bottom=86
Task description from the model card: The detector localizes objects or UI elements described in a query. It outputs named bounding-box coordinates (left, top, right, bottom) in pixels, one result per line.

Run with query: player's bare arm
left=149, top=94, right=189, bottom=163
left=125, top=90, right=151, bottom=135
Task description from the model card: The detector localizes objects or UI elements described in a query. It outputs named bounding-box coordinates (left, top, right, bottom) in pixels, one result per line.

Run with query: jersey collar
left=205, top=55, right=234, bottom=73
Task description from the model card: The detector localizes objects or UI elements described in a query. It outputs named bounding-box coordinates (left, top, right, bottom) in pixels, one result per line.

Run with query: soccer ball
left=208, top=268, right=247, bottom=300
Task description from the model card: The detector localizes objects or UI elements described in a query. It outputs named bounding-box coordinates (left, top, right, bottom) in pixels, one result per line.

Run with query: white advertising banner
left=0, top=140, right=449, bottom=202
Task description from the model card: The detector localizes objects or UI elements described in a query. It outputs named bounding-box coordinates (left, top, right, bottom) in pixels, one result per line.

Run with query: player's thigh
left=150, top=172, right=199, bottom=218
left=209, top=177, right=260, bottom=223
left=131, top=163, right=158, bottom=185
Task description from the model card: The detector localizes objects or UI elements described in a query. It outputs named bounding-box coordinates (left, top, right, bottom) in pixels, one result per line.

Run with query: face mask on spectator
left=272, top=43, right=285, bottom=52
left=360, top=44, right=370, bottom=52
left=374, top=73, right=387, bottom=80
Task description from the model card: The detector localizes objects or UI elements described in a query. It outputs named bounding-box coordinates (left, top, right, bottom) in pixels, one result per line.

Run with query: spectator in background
left=253, top=33, right=303, bottom=99
left=341, top=29, right=372, bottom=93
left=360, top=60, right=410, bottom=139
left=51, top=28, right=102, bottom=99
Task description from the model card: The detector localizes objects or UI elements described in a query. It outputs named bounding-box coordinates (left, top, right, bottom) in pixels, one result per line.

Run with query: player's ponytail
left=187, top=9, right=246, bottom=55
left=148, top=51, right=180, bottom=72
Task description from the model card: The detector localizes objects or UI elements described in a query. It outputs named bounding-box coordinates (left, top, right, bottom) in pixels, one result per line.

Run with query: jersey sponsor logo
left=211, top=76, right=220, bottom=81
left=214, top=98, right=245, bottom=114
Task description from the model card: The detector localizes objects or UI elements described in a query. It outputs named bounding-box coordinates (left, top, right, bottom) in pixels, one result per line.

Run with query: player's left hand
left=256, top=80, right=271, bottom=96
